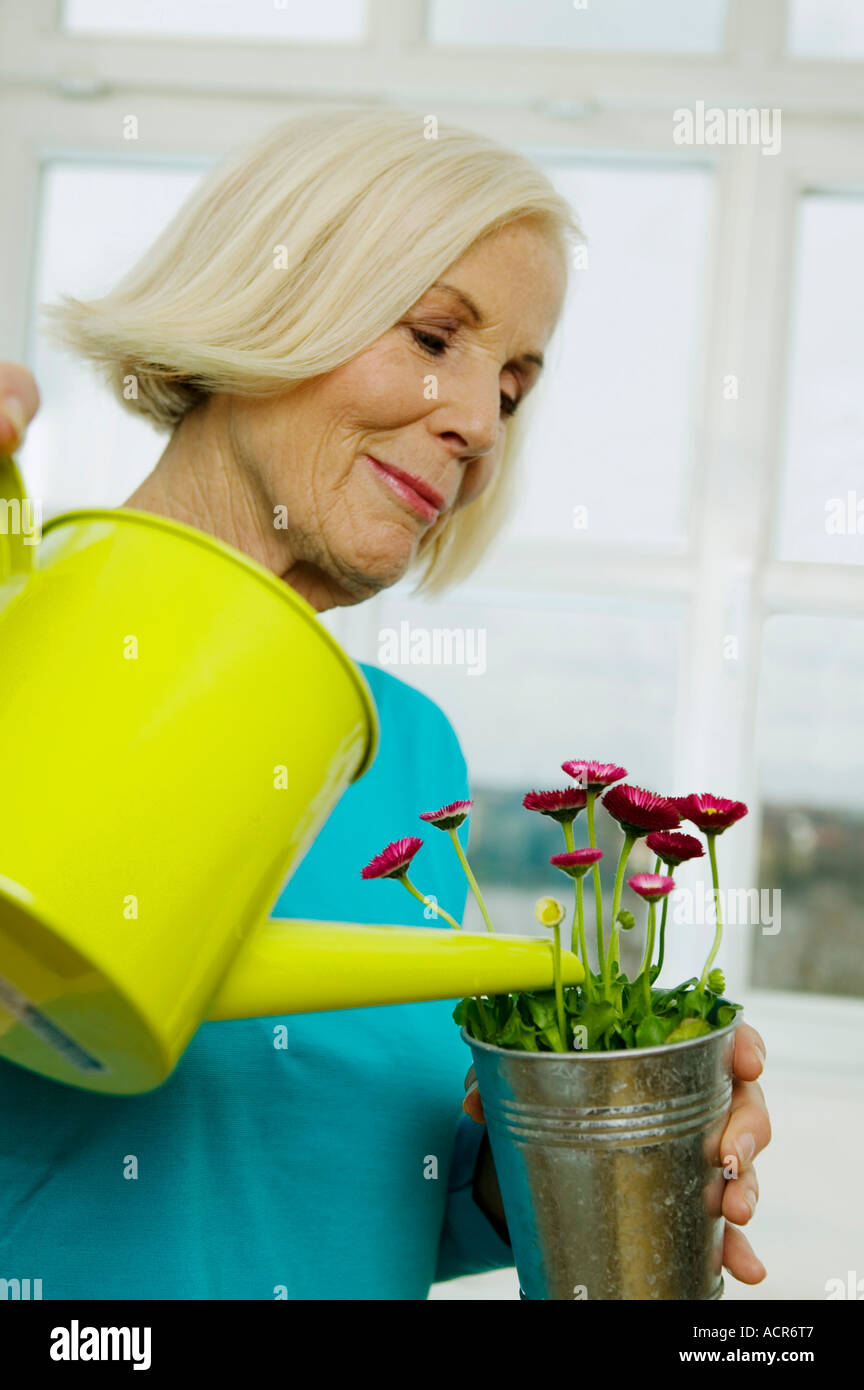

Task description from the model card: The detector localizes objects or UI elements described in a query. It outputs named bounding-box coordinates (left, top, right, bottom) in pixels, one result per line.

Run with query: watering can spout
left=206, top=919, right=584, bottom=1020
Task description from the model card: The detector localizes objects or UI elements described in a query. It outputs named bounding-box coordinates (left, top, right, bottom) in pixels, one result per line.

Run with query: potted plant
left=362, top=760, right=749, bottom=1301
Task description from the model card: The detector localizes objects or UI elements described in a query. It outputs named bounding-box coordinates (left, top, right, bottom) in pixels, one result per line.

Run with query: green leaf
left=578, top=1000, right=617, bottom=1049
left=467, top=998, right=495, bottom=1041
left=681, top=988, right=712, bottom=1019
left=563, top=985, right=585, bottom=1016
left=665, top=1017, right=713, bottom=1043
left=522, top=990, right=558, bottom=1029
left=636, top=1014, right=677, bottom=1048
left=652, top=977, right=697, bottom=1010
left=496, top=1001, right=541, bottom=1051
left=489, top=992, right=515, bottom=1027
left=709, top=998, right=743, bottom=1028
left=521, top=991, right=570, bottom=1050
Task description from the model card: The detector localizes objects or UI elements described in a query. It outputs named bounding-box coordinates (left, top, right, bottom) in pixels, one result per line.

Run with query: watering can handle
left=0, top=452, right=34, bottom=582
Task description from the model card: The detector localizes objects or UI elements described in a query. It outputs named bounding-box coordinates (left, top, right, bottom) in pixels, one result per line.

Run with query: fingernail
left=1, top=395, right=26, bottom=441
left=744, top=1188, right=757, bottom=1215
left=737, top=1132, right=756, bottom=1166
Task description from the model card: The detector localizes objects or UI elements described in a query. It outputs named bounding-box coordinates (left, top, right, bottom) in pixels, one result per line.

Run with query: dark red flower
left=602, top=784, right=681, bottom=837
left=361, top=836, right=423, bottom=880
left=645, top=830, right=705, bottom=866
left=550, top=848, right=603, bottom=879
left=419, top=800, right=472, bottom=830
left=627, top=873, right=675, bottom=902
left=561, top=760, right=627, bottom=790
left=672, top=794, right=748, bottom=834
left=522, top=788, right=588, bottom=823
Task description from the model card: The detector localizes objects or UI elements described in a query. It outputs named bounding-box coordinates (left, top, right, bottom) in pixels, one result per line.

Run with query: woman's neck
left=120, top=396, right=355, bottom=613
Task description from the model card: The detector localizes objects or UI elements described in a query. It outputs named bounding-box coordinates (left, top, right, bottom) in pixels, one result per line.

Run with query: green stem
left=575, top=878, right=593, bottom=1002
left=698, top=834, right=724, bottom=992
left=562, top=819, right=579, bottom=953
left=551, top=920, right=568, bottom=1051
left=400, top=875, right=462, bottom=930
left=606, top=833, right=636, bottom=985
left=586, top=791, right=605, bottom=980
left=401, top=875, right=491, bottom=1032
left=648, top=853, right=666, bottom=982
left=654, top=895, right=669, bottom=978
left=639, top=902, right=656, bottom=1013
left=448, top=827, right=494, bottom=933
left=561, top=819, right=592, bottom=1001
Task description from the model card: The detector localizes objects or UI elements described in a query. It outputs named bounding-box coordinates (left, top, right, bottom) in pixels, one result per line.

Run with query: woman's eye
left=412, top=329, right=448, bottom=356
left=411, top=324, right=521, bottom=417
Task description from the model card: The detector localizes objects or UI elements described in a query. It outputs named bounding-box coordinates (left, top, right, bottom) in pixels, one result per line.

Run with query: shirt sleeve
left=434, top=1112, right=514, bottom=1283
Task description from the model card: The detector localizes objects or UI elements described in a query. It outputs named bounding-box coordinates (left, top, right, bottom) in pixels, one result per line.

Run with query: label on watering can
left=0, top=975, right=107, bottom=1073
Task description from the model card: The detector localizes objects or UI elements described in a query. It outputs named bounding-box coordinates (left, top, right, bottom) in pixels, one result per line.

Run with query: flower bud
left=535, top=896, right=565, bottom=928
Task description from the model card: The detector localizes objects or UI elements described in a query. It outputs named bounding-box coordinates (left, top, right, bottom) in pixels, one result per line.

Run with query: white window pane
left=753, top=616, right=864, bottom=997
left=23, top=162, right=207, bottom=514
left=493, top=161, right=711, bottom=549
left=428, top=0, right=727, bottom=52
left=62, top=0, right=367, bottom=42
left=787, top=0, right=864, bottom=59
left=371, top=589, right=684, bottom=787
left=775, top=194, right=864, bottom=565
left=368, top=587, right=684, bottom=937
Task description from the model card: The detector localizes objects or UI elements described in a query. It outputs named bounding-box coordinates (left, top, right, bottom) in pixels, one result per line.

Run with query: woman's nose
left=436, top=370, right=503, bottom=459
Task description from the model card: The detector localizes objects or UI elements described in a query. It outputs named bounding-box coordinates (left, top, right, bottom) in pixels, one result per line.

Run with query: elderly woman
left=0, top=107, right=769, bottom=1299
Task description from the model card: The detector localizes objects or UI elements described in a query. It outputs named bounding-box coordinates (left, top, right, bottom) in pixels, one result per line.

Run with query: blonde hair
left=45, top=106, right=581, bottom=595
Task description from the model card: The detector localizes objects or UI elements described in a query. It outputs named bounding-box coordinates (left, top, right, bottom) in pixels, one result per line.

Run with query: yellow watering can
left=0, top=452, right=582, bottom=1096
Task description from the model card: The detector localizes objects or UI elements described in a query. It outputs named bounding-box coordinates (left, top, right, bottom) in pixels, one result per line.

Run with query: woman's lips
left=365, top=455, right=445, bottom=524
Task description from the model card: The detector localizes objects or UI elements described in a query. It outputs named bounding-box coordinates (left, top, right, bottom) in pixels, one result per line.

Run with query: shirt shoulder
left=357, top=663, right=468, bottom=781
left=271, top=662, right=471, bottom=925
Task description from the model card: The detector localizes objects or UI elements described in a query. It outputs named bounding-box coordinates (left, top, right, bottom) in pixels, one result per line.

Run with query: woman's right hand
left=0, top=363, right=40, bottom=452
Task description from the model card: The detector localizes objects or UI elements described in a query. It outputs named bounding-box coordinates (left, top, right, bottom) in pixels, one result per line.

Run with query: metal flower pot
left=463, top=1018, right=739, bottom=1300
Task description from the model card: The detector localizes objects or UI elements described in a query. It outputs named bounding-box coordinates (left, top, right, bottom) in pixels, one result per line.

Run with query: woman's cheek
left=457, top=452, right=499, bottom=509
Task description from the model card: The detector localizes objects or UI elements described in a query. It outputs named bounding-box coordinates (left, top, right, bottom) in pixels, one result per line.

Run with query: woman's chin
left=346, top=530, right=419, bottom=590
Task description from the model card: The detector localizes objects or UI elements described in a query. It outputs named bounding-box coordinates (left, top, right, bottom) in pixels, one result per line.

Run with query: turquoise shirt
left=0, top=663, right=513, bottom=1299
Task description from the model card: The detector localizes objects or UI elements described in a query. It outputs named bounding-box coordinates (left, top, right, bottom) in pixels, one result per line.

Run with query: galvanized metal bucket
left=463, top=1018, right=739, bottom=1300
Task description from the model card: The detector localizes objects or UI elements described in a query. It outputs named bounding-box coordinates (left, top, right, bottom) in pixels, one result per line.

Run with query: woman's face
left=226, top=217, right=567, bottom=605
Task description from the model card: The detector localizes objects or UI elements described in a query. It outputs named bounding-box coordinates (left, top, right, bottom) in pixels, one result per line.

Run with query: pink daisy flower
left=419, top=800, right=473, bottom=830
left=561, top=760, right=627, bottom=791
left=645, top=830, right=705, bottom=866
left=672, top=794, right=748, bottom=834
left=522, top=788, right=588, bottom=823
left=602, top=784, right=681, bottom=837
left=361, top=836, right=424, bottom=880
left=627, top=873, right=675, bottom=901
left=550, top=848, right=603, bottom=880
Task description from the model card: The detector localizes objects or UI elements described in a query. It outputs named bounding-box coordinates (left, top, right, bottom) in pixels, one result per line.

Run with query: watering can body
left=0, top=454, right=581, bottom=1096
